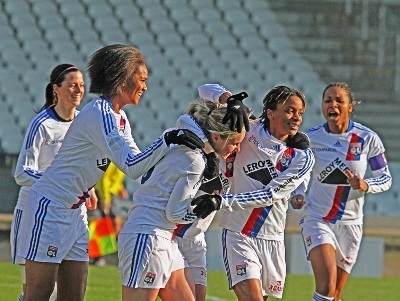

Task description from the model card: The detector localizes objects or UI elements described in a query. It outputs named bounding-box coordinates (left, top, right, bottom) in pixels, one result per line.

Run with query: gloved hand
left=222, top=92, right=250, bottom=133
left=202, top=152, right=220, bottom=180
left=286, top=131, right=310, bottom=150
left=164, top=129, right=205, bottom=150
left=191, top=194, right=222, bottom=218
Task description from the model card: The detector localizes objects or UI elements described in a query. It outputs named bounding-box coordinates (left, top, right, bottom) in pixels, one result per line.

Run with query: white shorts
left=222, top=229, right=286, bottom=299
left=175, top=236, right=207, bottom=286
left=118, top=233, right=185, bottom=289
left=17, top=190, right=89, bottom=263
left=10, top=208, right=24, bottom=264
left=300, top=215, right=363, bottom=273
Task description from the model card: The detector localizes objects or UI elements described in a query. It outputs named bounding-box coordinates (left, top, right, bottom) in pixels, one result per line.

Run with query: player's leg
left=233, top=278, right=264, bottom=301
left=309, top=243, right=337, bottom=298
left=334, top=224, right=362, bottom=301
left=119, top=233, right=179, bottom=301
left=56, top=260, right=88, bottom=301
left=24, top=260, right=58, bottom=301
left=335, top=267, right=349, bottom=301
left=122, top=286, right=159, bottom=300
left=194, top=284, right=207, bottom=301
left=159, top=268, right=195, bottom=301
left=222, top=229, right=264, bottom=301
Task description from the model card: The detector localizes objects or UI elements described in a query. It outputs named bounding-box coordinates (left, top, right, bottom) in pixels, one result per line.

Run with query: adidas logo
left=333, top=141, right=342, bottom=147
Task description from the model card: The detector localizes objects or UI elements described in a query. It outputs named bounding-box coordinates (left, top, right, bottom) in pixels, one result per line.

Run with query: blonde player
left=118, top=100, right=250, bottom=301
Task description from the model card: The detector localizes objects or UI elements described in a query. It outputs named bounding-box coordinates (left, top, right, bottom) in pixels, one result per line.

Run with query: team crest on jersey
left=349, top=142, right=362, bottom=155
left=236, top=264, right=246, bottom=276
left=47, top=246, right=58, bottom=258
left=118, top=117, right=126, bottom=133
left=306, top=236, right=312, bottom=246
left=279, top=152, right=292, bottom=168
left=144, top=272, right=156, bottom=284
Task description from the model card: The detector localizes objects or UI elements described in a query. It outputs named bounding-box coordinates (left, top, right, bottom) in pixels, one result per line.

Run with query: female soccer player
left=184, top=84, right=315, bottom=301
left=290, top=82, right=392, bottom=301
left=11, top=63, right=90, bottom=301
left=17, top=44, right=204, bottom=301
left=118, top=100, right=249, bottom=301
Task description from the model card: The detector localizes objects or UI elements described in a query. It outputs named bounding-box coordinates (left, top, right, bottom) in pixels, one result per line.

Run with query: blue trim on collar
left=323, top=119, right=354, bottom=133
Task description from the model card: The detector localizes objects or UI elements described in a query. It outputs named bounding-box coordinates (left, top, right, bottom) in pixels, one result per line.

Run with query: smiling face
left=322, top=86, right=353, bottom=133
left=267, top=96, right=305, bottom=141
left=53, top=71, right=84, bottom=109
left=123, top=64, right=148, bottom=106
left=210, top=131, right=245, bottom=160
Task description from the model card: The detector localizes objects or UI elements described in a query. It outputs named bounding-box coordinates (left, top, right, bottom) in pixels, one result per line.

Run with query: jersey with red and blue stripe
left=303, top=120, right=392, bottom=224
left=219, top=120, right=314, bottom=241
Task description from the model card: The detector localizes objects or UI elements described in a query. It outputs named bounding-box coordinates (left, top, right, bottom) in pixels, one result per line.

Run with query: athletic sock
left=312, top=291, right=334, bottom=301
left=18, top=293, right=24, bottom=301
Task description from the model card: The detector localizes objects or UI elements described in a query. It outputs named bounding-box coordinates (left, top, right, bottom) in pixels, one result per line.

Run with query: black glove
left=191, top=194, right=222, bottom=219
left=164, top=129, right=205, bottom=150
left=202, top=152, right=220, bottom=180
left=222, top=92, right=250, bottom=133
left=286, top=131, right=310, bottom=150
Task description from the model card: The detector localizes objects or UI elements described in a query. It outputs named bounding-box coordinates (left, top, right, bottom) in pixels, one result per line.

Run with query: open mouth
left=328, top=112, right=339, bottom=118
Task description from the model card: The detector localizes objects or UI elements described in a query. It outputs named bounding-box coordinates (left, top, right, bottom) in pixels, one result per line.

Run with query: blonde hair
left=185, top=100, right=250, bottom=140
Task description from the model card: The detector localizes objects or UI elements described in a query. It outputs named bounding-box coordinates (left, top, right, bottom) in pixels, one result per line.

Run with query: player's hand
left=345, top=169, right=369, bottom=192
left=191, top=194, right=222, bottom=218
left=203, top=152, right=220, bottom=180
left=290, top=194, right=306, bottom=209
left=222, top=92, right=250, bottom=133
left=286, top=131, right=310, bottom=150
left=164, top=129, right=205, bottom=150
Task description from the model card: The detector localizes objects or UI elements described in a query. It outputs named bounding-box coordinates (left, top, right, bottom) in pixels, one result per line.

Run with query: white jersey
left=30, top=96, right=169, bottom=208
left=173, top=160, right=232, bottom=241
left=197, top=84, right=315, bottom=240
left=14, top=107, right=77, bottom=210
left=120, top=144, right=206, bottom=240
left=175, top=114, right=314, bottom=240
left=302, top=121, right=392, bottom=224
left=220, top=121, right=314, bottom=240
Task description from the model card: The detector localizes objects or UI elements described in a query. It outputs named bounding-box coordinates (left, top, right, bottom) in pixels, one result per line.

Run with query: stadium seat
left=176, top=20, right=203, bottom=36
left=184, top=33, right=211, bottom=50
left=170, top=6, right=196, bottom=23
left=212, top=32, right=238, bottom=48
left=157, top=32, right=184, bottom=51
left=195, top=8, right=222, bottom=24
left=149, top=19, right=176, bottom=35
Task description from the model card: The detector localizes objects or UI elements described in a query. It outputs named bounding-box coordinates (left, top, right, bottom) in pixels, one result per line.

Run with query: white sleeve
left=222, top=148, right=315, bottom=210
left=14, top=123, right=46, bottom=186
left=198, top=84, right=230, bottom=103
left=86, top=104, right=169, bottom=180
left=166, top=170, right=203, bottom=224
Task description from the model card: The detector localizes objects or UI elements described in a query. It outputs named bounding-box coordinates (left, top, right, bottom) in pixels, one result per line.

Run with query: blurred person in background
left=17, top=44, right=204, bottom=301
left=11, top=64, right=95, bottom=301
left=290, top=82, right=392, bottom=301
left=91, top=161, right=130, bottom=266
